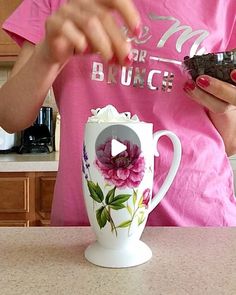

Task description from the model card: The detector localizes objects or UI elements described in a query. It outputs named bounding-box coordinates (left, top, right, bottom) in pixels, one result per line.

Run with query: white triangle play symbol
left=111, top=139, right=127, bottom=157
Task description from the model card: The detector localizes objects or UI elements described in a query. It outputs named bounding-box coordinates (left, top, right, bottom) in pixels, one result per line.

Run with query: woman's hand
left=40, top=0, right=141, bottom=67
left=183, top=70, right=236, bottom=155
left=183, top=70, right=236, bottom=112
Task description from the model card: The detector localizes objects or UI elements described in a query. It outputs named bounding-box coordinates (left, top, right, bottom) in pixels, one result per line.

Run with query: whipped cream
left=87, top=105, right=140, bottom=123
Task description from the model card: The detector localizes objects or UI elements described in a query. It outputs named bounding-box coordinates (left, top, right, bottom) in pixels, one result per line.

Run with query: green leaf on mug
left=127, top=204, right=133, bottom=216
left=109, top=204, right=125, bottom=210
left=87, top=180, right=104, bottom=203
left=138, top=196, right=145, bottom=208
left=110, top=194, right=131, bottom=206
left=105, top=186, right=116, bottom=205
left=117, top=220, right=132, bottom=228
left=133, top=189, right=137, bottom=206
left=96, top=206, right=108, bottom=228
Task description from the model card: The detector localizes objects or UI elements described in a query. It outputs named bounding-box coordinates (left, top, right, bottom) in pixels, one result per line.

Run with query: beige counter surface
left=0, top=227, right=235, bottom=295
left=0, top=152, right=59, bottom=172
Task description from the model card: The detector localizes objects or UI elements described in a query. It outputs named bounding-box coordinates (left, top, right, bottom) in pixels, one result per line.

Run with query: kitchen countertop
left=0, top=153, right=235, bottom=173
left=0, top=151, right=59, bottom=172
left=0, top=227, right=235, bottom=295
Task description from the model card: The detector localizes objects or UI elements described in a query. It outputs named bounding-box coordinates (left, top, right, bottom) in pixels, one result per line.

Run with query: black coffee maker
left=18, top=107, right=54, bottom=153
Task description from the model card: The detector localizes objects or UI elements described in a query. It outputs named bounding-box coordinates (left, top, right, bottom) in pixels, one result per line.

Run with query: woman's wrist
left=35, top=41, right=66, bottom=70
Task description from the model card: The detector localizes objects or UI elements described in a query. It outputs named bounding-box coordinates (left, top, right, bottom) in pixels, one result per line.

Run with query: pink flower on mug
left=95, top=139, right=145, bottom=188
left=141, top=188, right=151, bottom=208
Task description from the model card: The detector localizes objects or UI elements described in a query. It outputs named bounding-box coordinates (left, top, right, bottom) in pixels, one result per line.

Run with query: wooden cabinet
left=0, top=171, right=56, bottom=226
left=35, top=172, right=56, bottom=226
left=0, top=0, right=22, bottom=59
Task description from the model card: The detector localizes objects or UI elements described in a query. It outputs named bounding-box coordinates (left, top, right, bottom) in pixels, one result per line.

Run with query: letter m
left=150, top=14, right=209, bottom=57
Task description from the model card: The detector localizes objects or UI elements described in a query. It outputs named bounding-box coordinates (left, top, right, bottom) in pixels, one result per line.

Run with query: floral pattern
left=95, top=138, right=145, bottom=188
left=82, top=141, right=150, bottom=236
left=141, top=188, right=151, bottom=208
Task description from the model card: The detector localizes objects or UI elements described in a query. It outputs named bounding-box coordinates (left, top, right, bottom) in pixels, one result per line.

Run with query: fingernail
left=82, top=45, right=91, bottom=54
left=108, top=54, right=119, bottom=65
left=197, top=77, right=210, bottom=88
left=231, top=71, right=236, bottom=81
left=124, top=52, right=134, bottom=66
left=133, top=22, right=142, bottom=38
left=183, top=80, right=196, bottom=92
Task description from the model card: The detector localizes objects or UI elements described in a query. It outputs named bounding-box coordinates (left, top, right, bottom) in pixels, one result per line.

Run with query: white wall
left=229, top=156, right=236, bottom=192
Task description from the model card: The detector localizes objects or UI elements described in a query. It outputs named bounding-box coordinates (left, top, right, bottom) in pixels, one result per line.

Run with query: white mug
left=82, top=122, right=181, bottom=268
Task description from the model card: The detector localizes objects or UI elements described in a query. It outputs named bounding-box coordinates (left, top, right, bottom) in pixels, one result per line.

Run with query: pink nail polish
left=133, top=23, right=142, bottom=38
left=183, top=80, right=196, bottom=92
left=231, top=71, right=236, bottom=81
left=197, top=77, right=210, bottom=88
left=108, top=54, right=119, bottom=65
left=82, top=45, right=91, bottom=54
left=124, top=53, right=133, bottom=66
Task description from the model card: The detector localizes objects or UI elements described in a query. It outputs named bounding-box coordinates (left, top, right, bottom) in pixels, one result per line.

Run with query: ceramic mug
left=82, top=122, right=181, bottom=268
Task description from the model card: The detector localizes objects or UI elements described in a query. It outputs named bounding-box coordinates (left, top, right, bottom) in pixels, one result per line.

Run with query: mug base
left=84, top=240, right=152, bottom=268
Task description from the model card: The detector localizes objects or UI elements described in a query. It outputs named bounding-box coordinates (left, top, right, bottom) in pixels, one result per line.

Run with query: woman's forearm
left=0, top=42, right=62, bottom=133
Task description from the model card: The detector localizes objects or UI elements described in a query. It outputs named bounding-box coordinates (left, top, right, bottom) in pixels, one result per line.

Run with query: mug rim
left=85, top=121, right=153, bottom=126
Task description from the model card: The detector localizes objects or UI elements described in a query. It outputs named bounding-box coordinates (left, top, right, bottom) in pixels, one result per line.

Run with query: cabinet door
left=0, top=172, right=35, bottom=226
left=0, top=176, right=29, bottom=212
left=0, top=220, right=29, bottom=227
left=0, top=0, right=22, bottom=58
left=35, top=172, right=57, bottom=225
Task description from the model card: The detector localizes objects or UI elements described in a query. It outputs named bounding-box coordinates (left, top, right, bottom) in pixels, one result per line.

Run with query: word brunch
left=91, top=51, right=175, bottom=93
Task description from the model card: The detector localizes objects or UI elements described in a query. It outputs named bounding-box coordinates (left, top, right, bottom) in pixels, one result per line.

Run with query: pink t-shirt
left=3, top=0, right=236, bottom=226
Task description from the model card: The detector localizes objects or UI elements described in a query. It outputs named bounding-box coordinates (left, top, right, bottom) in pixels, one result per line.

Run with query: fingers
left=230, top=70, right=236, bottom=84
left=69, top=0, right=138, bottom=63
left=47, top=0, right=140, bottom=64
left=183, top=78, right=236, bottom=113
left=68, top=7, right=114, bottom=60
left=60, top=20, right=87, bottom=53
left=97, top=0, right=141, bottom=35
left=84, top=4, right=132, bottom=64
left=195, top=75, right=236, bottom=106
left=45, top=14, right=78, bottom=63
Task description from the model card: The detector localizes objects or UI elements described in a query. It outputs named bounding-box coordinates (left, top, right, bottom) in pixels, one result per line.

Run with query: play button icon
left=95, top=125, right=141, bottom=168
left=111, top=139, right=127, bottom=157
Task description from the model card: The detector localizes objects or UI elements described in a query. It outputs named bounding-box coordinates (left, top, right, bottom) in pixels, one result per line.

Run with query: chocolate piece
left=183, top=51, right=236, bottom=84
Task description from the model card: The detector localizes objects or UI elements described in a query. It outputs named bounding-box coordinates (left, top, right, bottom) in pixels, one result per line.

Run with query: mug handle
left=148, top=130, right=182, bottom=213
